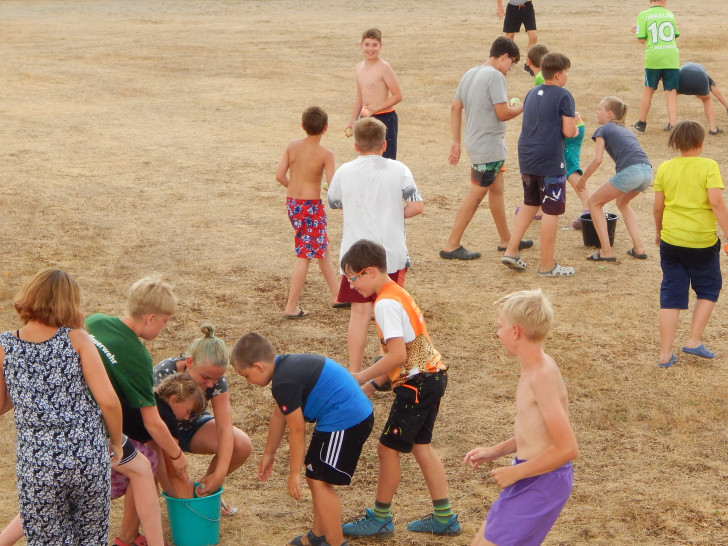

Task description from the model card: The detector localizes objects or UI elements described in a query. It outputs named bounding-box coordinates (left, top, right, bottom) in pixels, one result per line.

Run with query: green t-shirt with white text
left=635, top=6, right=679, bottom=69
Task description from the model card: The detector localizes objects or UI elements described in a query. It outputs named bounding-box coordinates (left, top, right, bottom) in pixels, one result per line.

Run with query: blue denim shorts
left=609, top=163, right=652, bottom=193
left=178, top=411, right=215, bottom=452
left=660, top=239, right=722, bottom=309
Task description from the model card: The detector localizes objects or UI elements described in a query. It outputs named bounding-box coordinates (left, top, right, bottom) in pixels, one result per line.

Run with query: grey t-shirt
left=455, top=64, right=508, bottom=164
left=591, top=122, right=651, bottom=173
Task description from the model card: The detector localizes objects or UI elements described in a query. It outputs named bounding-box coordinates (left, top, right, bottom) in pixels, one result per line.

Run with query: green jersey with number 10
left=635, top=6, right=679, bottom=69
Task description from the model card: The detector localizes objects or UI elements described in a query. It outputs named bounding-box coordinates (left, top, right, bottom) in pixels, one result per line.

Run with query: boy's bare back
left=276, top=136, right=334, bottom=201
left=514, top=353, right=571, bottom=460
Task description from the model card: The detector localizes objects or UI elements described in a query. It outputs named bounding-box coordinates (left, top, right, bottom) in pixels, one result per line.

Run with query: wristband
left=368, top=380, right=381, bottom=391
left=170, top=449, right=183, bottom=460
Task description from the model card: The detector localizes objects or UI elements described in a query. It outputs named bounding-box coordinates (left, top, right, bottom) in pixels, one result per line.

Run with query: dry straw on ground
left=1, top=1, right=727, bottom=544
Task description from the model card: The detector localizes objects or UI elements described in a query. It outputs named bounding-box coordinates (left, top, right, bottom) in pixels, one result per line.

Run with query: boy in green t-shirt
left=633, top=0, right=679, bottom=133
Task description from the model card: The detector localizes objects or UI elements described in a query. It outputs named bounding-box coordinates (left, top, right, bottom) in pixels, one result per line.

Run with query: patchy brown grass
left=1, top=1, right=728, bottom=544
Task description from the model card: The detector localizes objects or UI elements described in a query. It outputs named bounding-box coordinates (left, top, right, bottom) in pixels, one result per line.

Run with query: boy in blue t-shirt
left=501, top=52, right=578, bottom=277
left=231, top=333, right=374, bottom=546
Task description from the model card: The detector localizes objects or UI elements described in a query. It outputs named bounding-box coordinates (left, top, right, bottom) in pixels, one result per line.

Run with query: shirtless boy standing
left=465, top=289, right=579, bottom=546
left=276, top=106, right=342, bottom=318
left=344, top=28, right=402, bottom=160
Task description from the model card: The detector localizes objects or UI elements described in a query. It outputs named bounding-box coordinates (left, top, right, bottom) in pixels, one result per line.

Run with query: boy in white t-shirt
left=327, top=117, right=423, bottom=374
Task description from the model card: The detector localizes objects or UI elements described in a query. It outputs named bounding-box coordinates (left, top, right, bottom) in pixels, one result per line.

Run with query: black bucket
left=580, top=212, right=618, bottom=247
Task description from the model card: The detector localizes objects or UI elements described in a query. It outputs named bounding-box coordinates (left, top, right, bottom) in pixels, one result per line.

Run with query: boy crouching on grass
left=465, top=289, right=578, bottom=546
left=230, top=333, right=374, bottom=546
left=340, top=239, right=460, bottom=538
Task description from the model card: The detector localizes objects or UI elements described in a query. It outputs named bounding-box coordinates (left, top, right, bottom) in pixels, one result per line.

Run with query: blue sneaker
left=407, top=513, right=462, bottom=536
left=342, top=507, right=394, bottom=538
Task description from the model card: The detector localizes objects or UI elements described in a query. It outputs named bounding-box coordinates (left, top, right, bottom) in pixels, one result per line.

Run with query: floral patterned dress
left=0, top=328, right=110, bottom=545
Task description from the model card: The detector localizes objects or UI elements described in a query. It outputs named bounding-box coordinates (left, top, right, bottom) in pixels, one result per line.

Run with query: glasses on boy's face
left=509, top=57, right=518, bottom=66
left=346, top=268, right=367, bottom=283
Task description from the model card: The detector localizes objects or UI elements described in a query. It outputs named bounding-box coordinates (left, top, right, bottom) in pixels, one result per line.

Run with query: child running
left=465, top=289, right=578, bottom=546
left=654, top=121, right=728, bottom=367
left=340, top=239, right=460, bottom=538
left=231, top=333, right=374, bottom=546
left=276, top=106, right=341, bottom=318
left=0, top=269, right=123, bottom=545
left=576, top=97, right=652, bottom=261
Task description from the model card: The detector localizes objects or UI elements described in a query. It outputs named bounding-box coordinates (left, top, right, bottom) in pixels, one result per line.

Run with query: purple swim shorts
left=484, top=458, right=573, bottom=546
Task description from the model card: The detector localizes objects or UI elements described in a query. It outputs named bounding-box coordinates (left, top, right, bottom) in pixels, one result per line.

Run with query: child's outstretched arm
left=258, top=404, right=286, bottom=482
left=283, top=408, right=306, bottom=501
left=464, top=437, right=517, bottom=469
left=275, top=146, right=290, bottom=188
left=576, top=137, right=605, bottom=191
left=352, top=336, right=406, bottom=385
left=653, top=190, right=665, bottom=247
left=72, top=329, right=123, bottom=465
left=491, top=372, right=578, bottom=489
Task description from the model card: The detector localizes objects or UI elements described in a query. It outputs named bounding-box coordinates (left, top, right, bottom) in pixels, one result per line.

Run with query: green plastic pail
left=162, top=484, right=223, bottom=546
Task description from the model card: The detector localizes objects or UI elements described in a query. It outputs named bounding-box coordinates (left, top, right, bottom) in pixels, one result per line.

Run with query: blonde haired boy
left=465, top=289, right=578, bottom=546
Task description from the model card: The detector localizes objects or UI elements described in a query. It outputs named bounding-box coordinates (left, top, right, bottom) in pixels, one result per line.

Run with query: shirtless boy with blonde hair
left=344, top=28, right=402, bottom=160
left=276, top=106, right=342, bottom=318
left=465, top=289, right=578, bottom=546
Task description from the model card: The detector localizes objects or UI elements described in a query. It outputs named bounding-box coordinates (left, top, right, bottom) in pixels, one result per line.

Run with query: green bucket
left=162, top=484, right=223, bottom=546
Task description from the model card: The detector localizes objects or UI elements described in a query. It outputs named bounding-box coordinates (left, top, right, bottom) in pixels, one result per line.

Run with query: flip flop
left=586, top=252, right=616, bottom=262
left=114, top=535, right=149, bottom=546
left=627, top=248, right=647, bottom=259
left=501, top=254, right=527, bottom=270
left=439, top=245, right=481, bottom=260
left=496, top=239, right=533, bottom=252
left=332, top=301, right=351, bottom=309
left=659, top=353, right=677, bottom=368
left=681, top=344, right=715, bottom=359
left=283, top=308, right=309, bottom=319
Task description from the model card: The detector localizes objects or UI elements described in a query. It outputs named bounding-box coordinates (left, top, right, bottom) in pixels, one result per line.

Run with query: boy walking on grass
left=231, top=333, right=374, bottom=546
left=501, top=52, right=579, bottom=277
left=465, top=289, right=578, bottom=546
left=440, top=36, right=530, bottom=261
left=276, top=106, right=342, bottom=319
left=328, top=118, right=423, bottom=374
left=344, top=28, right=402, bottom=160
left=340, top=239, right=460, bottom=538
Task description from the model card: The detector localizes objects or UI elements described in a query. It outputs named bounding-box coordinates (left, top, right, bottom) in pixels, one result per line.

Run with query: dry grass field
left=1, top=1, right=728, bottom=544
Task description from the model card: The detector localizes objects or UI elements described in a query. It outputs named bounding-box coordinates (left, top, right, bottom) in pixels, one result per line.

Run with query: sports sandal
left=290, top=529, right=327, bottom=546
left=496, top=239, right=533, bottom=252
left=708, top=127, right=723, bottom=136
left=501, top=254, right=527, bottom=270
left=537, top=263, right=575, bottom=277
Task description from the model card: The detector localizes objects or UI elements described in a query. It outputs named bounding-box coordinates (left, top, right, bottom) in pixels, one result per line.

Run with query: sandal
left=283, top=308, right=309, bottom=319
left=501, top=254, right=527, bottom=270
left=290, top=530, right=327, bottom=546
left=627, top=248, right=647, bottom=260
left=538, top=263, right=575, bottom=277
left=114, top=535, right=147, bottom=546
left=586, top=251, right=616, bottom=262
left=221, top=498, right=239, bottom=516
